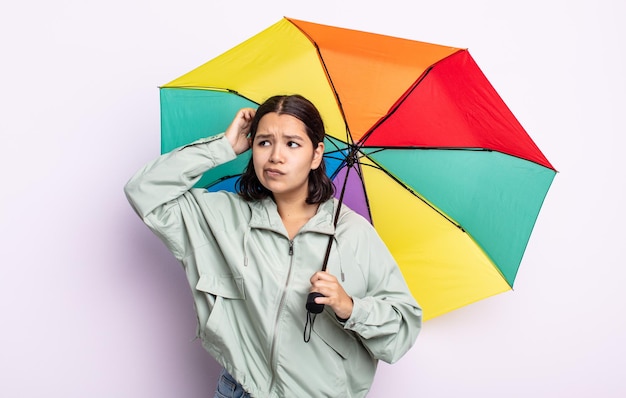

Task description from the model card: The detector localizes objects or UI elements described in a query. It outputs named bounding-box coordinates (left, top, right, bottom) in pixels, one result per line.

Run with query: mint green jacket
left=124, top=134, right=422, bottom=397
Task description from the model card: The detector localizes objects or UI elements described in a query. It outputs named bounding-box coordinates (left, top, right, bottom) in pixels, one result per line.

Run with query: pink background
left=2, top=0, right=624, bottom=396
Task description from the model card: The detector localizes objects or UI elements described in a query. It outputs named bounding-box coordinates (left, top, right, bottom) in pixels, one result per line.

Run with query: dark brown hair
left=237, top=94, right=335, bottom=203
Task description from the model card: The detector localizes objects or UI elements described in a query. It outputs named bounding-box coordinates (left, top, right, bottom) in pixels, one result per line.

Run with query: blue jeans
left=214, top=368, right=251, bottom=398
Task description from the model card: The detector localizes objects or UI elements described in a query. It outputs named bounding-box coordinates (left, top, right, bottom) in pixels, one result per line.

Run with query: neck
left=275, top=196, right=316, bottom=220
left=274, top=195, right=319, bottom=239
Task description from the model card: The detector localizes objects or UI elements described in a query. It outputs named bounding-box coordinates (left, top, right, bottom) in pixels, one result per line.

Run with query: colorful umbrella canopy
left=159, top=17, right=556, bottom=321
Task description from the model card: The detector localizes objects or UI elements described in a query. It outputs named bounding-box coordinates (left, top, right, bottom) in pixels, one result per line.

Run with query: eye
left=287, top=141, right=301, bottom=148
left=257, top=140, right=270, bottom=147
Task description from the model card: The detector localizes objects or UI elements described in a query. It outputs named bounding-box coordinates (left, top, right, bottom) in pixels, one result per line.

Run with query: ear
left=311, top=142, right=325, bottom=170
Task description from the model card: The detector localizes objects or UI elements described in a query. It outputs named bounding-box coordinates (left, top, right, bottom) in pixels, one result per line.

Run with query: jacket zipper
left=268, top=239, right=295, bottom=394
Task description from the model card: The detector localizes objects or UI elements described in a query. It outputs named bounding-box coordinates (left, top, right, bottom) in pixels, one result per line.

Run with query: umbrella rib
left=165, top=86, right=261, bottom=106
left=287, top=19, right=352, bottom=145
left=222, top=88, right=259, bottom=105
left=361, top=156, right=466, bottom=232
left=338, top=147, right=378, bottom=226
left=364, top=146, right=492, bottom=152
left=325, top=138, right=348, bottom=152
left=356, top=49, right=465, bottom=148
left=204, top=174, right=241, bottom=190
left=353, top=159, right=375, bottom=224
left=356, top=65, right=435, bottom=148
left=364, top=146, right=556, bottom=171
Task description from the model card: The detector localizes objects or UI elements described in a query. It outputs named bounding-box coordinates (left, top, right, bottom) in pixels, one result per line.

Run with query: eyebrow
left=253, top=134, right=272, bottom=141
left=254, top=133, right=305, bottom=141
left=283, top=134, right=305, bottom=141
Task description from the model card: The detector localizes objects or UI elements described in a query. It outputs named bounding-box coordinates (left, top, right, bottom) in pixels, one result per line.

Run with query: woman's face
left=252, top=112, right=324, bottom=202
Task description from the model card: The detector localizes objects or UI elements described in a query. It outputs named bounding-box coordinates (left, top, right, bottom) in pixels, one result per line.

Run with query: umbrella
left=159, top=17, right=556, bottom=321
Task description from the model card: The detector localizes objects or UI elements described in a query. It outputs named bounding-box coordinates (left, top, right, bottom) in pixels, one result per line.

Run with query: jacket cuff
left=209, top=134, right=237, bottom=164
left=341, top=296, right=370, bottom=330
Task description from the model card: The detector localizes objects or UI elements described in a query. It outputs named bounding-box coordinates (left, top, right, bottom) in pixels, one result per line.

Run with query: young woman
left=125, top=95, right=422, bottom=398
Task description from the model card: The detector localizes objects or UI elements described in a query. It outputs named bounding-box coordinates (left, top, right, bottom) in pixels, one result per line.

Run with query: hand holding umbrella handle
left=305, top=232, right=333, bottom=315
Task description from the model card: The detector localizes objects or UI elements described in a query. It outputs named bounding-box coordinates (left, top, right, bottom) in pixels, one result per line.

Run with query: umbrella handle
left=306, top=292, right=325, bottom=313
left=303, top=293, right=325, bottom=341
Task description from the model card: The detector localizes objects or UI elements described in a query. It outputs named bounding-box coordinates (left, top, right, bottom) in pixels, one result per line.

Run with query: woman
left=125, top=95, right=422, bottom=397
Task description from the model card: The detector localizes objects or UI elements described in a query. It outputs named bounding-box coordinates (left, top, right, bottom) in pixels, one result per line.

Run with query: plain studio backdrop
left=1, top=0, right=624, bottom=396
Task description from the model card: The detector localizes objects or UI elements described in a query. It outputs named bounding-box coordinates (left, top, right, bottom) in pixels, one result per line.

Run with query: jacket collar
left=248, top=197, right=336, bottom=237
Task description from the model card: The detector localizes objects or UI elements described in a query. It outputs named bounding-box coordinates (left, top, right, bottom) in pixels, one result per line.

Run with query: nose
left=269, top=145, right=283, bottom=163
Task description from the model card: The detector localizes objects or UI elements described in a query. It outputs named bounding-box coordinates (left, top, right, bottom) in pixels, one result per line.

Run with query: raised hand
left=225, top=108, right=256, bottom=155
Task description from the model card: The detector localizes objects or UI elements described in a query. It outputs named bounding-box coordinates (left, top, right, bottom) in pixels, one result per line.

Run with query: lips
left=264, top=168, right=285, bottom=177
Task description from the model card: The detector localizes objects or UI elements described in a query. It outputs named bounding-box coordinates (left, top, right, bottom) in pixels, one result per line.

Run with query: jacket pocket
left=314, top=312, right=376, bottom=396
left=195, top=274, right=245, bottom=300
left=313, top=312, right=356, bottom=360
left=195, top=274, right=246, bottom=357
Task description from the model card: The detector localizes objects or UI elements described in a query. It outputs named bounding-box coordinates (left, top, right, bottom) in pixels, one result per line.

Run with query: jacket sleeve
left=123, top=134, right=237, bottom=259
left=340, top=217, right=422, bottom=364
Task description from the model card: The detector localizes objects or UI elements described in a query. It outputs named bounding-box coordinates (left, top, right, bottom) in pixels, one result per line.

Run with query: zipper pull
left=289, top=240, right=294, bottom=256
